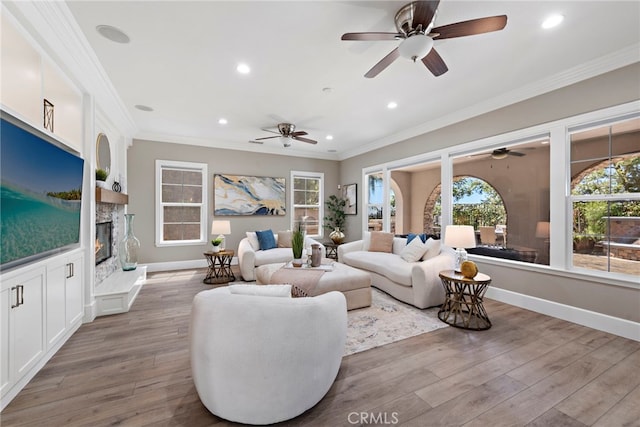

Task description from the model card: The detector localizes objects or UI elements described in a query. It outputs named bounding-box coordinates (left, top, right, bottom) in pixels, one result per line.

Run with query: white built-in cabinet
left=0, top=250, right=84, bottom=410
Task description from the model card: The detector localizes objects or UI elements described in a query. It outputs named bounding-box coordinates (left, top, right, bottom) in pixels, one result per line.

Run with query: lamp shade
left=444, top=225, right=476, bottom=249
left=535, top=221, right=550, bottom=239
left=211, top=220, right=231, bottom=235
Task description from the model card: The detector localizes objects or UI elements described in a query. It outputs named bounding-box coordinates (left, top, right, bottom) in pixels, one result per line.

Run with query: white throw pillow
left=400, top=236, right=428, bottom=262
left=245, top=231, right=260, bottom=251
left=422, top=238, right=442, bottom=260
left=229, top=284, right=292, bottom=298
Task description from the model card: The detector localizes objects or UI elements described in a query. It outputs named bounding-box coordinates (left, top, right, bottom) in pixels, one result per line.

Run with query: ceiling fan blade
left=254, top=135, right=281, bottom=141
left=291, top=131, right=308, bottom=137
left=260, top=128, right=282, bottom=135
left=365, top=47, right=400, bottom=78
left=341, top=32, right=402, bottom=41
left=248, top=140, right=264, bottom=145
left=413, top=1, right=440, bottom=28
left=431, top=15, right=507, bottom=39
left=293, top=136, right=318, bottom=145
left=509, top=151, right=526, bottom=157
left=421, top=48, right=448, bottom=76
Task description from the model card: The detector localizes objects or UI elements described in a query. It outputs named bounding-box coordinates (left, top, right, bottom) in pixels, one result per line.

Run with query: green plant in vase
left=323, top=194, right=347, bottom=243
left=291, top=224, right=305, bottom=266
left=211, top=237, right=223, bottom=252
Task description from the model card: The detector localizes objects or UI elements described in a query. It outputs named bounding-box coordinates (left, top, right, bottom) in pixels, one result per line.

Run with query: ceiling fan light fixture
left=491, top=151, right=509, bottom=160
left=280, top=136, right=291, bottom=147
left=398, top=34, right=433, bottom=61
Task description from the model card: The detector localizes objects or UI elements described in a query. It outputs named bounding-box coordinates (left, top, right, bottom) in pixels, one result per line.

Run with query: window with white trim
left=155, top=160, right=208, bottom=246
left=291, top=171, right=323, bottom=237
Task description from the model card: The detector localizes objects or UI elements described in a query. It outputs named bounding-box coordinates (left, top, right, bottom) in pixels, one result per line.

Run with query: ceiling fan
left=341, top=0, right=507, bottom=78
left=249, top=123, right=318, bottom=147
left=489, top=148, right=526, bottom=159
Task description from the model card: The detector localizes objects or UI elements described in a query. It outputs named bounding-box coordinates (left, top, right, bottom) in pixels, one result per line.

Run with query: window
left=452, top=139, right=550, bottom=265
left=570, top=115, right=640, bottom=276
left=155, top=160, right=207, bottom=246
left=291, top=171, right=323, bottom=237
left=366, top=172, right=384, bottom=232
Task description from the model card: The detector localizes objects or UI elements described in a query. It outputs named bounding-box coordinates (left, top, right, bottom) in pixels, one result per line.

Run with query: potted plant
left=96, top=168, right=109, bottom=189
left=323, top=194, right=346, bottom=243
left=211, top=237, right=223, bottom=253
left=291, top=224, right=305, bottom=267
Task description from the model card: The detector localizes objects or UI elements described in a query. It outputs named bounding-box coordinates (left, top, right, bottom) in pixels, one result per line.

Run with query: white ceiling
left=66, top=1, right=640, bottom=160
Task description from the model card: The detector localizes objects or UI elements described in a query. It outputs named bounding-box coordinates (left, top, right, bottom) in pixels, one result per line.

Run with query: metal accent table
left=438, top=270, right=492, bottom=330
left=203, top=250, right=235, bottom=284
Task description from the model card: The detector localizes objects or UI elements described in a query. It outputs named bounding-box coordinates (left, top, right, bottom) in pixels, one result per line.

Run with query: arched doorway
left=424, top=176, right=507, bottom=236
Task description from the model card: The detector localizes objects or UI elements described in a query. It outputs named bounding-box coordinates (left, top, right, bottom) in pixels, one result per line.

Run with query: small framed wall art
left=342, top=183, right=357, bottom=215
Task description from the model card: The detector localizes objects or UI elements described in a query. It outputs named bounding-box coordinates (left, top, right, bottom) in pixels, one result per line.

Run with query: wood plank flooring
left=2, top=267, right=638, bottom=426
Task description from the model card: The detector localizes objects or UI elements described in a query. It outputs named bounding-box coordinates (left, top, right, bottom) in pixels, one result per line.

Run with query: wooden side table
left=438, top=270, right=492, bottom=330
left=323, top=241, right=342, bottom=260
left=203, top=250, right=235, bottom=285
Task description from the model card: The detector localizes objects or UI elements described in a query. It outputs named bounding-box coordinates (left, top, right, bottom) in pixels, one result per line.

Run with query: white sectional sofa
left=338, top=232, right=455, bottom=309
left=238, top=232, right=326, bottom=281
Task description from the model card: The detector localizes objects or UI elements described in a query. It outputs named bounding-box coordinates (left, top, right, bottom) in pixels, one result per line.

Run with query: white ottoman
left=256, top=261, right=372, bottom=310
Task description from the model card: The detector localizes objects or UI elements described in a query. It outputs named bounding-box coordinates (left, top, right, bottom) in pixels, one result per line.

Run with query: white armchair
left=189, top=286, right=347, bottom=425
left=237, top=233, right=325, bottom=281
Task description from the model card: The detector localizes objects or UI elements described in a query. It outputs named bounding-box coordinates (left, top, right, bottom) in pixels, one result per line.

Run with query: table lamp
left=535, top=221, right=550, bottom=241
left=444, top=225, right=476, bottom=272
left=211, top=220, right=231, bottom=250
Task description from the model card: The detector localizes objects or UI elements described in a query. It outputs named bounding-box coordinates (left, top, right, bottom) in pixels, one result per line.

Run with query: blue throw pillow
left=256, top=229, right=277, bottom=250
left=407, top=233, right=427, bottom=245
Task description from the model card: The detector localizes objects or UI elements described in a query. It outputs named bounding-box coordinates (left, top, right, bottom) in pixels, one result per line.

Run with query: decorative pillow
left=291, top=284, right=309, bottom=298
left=229, top=284, right=292, bottom=298
left=400, top=236, right=428, bottom=262
left=407, top=233, right=427, bottom=245
left=422, top=238, right=442, bottom=260
left=245, top=231, right=260, bottom=251
left=277, top=230, right=292, bottom=248
left=256, top=229, right=277, bottom=250
left=368, top=231, right=394, bottom=253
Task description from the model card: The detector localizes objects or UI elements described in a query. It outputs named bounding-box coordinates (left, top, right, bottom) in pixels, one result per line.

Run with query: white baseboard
left=142, top=257, right=238, bottom=273
left=485, top=287, right=640, bottom=342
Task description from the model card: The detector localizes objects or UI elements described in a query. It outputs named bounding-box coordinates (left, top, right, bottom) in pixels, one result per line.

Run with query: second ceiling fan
left=250, top=123, right=317, bottom=148
left=341, top=0, right=507, bottom=78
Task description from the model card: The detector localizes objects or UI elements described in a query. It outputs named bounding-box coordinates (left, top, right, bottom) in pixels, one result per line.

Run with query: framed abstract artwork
left=342, top=183, right=357, bottom=215
left=214, top=174, right=286, bottom=215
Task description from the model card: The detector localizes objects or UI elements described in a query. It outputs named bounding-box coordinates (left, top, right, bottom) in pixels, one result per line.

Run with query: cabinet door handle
left=10, top=285, right=23, bottom=308
left=11, top=286, right=19, bottom=308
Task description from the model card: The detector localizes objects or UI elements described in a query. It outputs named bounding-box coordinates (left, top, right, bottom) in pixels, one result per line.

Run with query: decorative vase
left=119, top=213, right=140, bottom=271
left=212, top=245, right=221, bottom=253
left=311, top=243, right=322, bottom=267
left=292, top=259, right=303, bottom=268
left=329, top=228, right=345, bottom=244
left=96, top=180, right=108, bottom=189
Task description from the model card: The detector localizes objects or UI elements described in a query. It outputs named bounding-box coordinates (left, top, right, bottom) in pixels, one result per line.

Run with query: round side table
left=203, top=250, right=235, bottom=285
left=438, top=270, right=492, bottom=330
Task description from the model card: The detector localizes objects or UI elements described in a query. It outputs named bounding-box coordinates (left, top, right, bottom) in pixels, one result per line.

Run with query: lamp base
left=454, top=248, right=468, bottom=272
left=217, top=234, right=226, bottom=251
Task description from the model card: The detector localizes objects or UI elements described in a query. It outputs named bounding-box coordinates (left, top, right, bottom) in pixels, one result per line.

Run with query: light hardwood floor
left=2, top=267, right=639, bottom=426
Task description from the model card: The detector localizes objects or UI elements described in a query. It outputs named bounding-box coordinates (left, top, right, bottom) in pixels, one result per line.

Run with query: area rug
left=345, top=288, right=448, bottom=355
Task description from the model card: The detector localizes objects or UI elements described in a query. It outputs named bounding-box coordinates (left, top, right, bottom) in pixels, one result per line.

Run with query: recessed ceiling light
left=218, top=118, right=228, bottom=125
left=326, top=135, right=334, bottom=140
left=322, top=87, right=333, bottom=94
left=236, top=63, right=251, bottom=74
left=134, top=104, right=153, bottom=112
left=96, top=25, right=130, bottom=44
left=328, top=149, right=337, bottom=153
left=387, top=102, right=398, bottom=109
left=542, top=14, right=564, bottom=29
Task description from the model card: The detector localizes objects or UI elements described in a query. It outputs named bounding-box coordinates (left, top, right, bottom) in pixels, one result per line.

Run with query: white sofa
left=338, top=233, right=456, bottom=309
left=189, top=285, right=347, bottom=425
left=238, top=233, right=326, bottom=281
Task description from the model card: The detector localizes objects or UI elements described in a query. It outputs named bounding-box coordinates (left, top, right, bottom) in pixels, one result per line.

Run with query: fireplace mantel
left=96, top=188, right=128, bottom=205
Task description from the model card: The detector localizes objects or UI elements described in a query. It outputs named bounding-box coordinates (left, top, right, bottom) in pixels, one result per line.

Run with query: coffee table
left=255, top=261, right=371, bottom=310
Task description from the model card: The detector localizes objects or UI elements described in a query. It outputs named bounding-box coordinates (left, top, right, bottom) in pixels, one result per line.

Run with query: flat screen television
left=1, top=110, right=84, bottom=271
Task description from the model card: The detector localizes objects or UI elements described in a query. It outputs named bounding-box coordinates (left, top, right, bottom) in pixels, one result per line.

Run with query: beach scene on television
left=1, top=117, right=84, bottom=268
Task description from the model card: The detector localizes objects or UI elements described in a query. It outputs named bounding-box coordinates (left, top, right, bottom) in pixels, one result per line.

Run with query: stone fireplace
left=95, top=202, right=123, bottom=284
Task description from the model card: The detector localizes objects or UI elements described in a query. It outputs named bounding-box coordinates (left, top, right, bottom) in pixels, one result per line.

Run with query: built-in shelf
left=95, top=188, right=128, bottom=205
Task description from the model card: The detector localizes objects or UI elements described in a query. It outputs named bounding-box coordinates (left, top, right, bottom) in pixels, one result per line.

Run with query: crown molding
left=339, top=44, right=640, bottom=160
left=4, top=1, right=138, bottom=137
